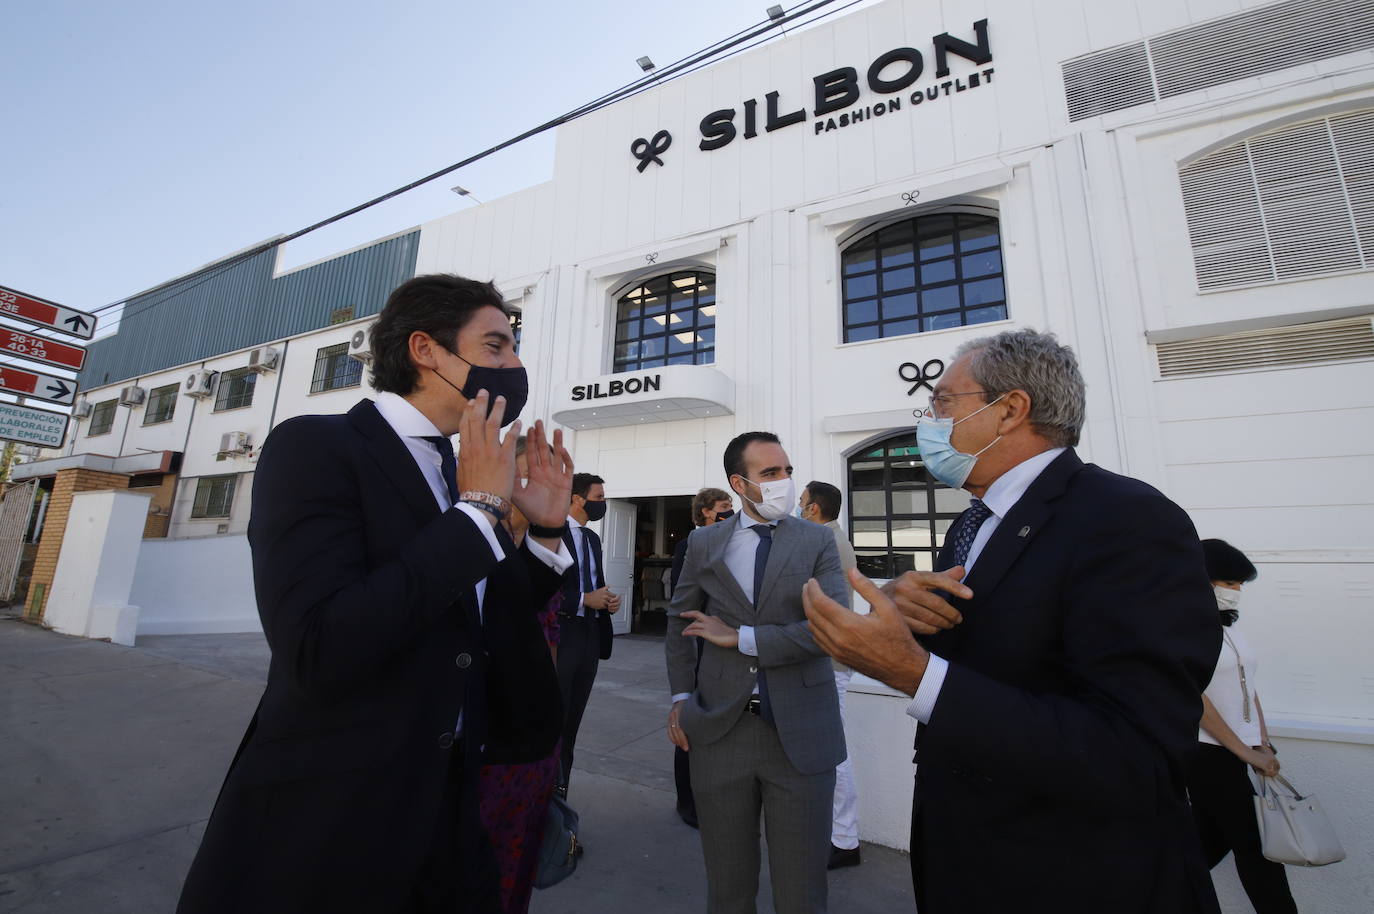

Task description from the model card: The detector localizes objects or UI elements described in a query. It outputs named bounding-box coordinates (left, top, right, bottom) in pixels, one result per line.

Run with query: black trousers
left=1187, top=743, right=1298, bottom=914
left=555, top=612, right=601, bottom=792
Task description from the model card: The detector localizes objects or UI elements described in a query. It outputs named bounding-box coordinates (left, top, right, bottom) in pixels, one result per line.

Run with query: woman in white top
left=1187, top=539, right=1298, bottom=914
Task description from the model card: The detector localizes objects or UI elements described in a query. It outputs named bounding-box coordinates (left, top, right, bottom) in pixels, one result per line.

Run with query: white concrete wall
left=130, top=534, right=259, bottom=636
left=44, top=490, right=152, bottom=645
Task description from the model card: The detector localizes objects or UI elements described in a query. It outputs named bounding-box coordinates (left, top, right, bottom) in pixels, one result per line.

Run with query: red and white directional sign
left=0, top=285, right=97, bottom=340
left=0, top=364, right=77, bottom=406
left=1, top=328, right=86, bottom=372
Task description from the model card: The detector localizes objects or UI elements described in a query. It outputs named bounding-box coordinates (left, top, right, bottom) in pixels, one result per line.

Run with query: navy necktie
left=580, top=528, right=595, bottom=596
left=750, top=525, right=776, bottom=724
left=421, top=436, right=459, bottom=504
left=949, top=498, right=993, bottom=569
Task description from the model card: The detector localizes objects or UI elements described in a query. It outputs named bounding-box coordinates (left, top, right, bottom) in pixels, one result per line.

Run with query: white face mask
left=1214, top=586, right=1241, bottom=613
left=738, top=475, right=795, bottom=522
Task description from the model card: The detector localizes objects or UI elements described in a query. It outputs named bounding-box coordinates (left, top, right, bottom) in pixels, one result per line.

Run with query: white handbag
left=1254, top=773, right=1346, bottom=866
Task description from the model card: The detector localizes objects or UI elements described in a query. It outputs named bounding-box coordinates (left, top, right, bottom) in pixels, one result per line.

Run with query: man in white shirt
left=802, top=329, right=1222, bottom=914
left=178, top=275, right=575, bottom=914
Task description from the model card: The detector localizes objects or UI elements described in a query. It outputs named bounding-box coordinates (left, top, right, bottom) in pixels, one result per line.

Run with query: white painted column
left=44, top=489, right=153, bottom=645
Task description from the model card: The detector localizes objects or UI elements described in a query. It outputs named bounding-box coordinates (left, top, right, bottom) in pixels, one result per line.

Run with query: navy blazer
left=561, top=523, right=613, bottom=659
left=177, top=399, right=562, bottom=913
left=911, top=449, right=1223, bottom=914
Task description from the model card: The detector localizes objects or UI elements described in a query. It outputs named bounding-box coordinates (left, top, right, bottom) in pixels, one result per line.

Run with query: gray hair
left=953, top=328, right=1086, bottom=447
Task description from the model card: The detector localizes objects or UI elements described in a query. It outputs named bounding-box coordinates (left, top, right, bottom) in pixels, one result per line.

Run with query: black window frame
left=213, top=367, right=257, bottom=412
left=309, top=343, right=363, bottom=394
left=190, top=475, right=237, bottom=519
left=88, top=399, right=117, bottom=436
left=612, top=270, right=716, bottom=373
left=841, top=211, right=1008, bottom=343
left=142, top=383, right=179, bottom=425
left=847, top=432, right=967, bottom=579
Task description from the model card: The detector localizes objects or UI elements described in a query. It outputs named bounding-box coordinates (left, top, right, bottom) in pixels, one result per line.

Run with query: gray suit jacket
left=666, top=513, right=848, bottom=775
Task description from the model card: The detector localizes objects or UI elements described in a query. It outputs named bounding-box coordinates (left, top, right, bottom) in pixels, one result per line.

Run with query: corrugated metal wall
left=79, top=231, right=419, bottom=387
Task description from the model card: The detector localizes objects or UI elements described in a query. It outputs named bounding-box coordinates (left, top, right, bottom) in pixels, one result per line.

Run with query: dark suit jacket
left=561, top=523, right=613, bottom=659
left=670, top=535, right=690, bottom=595
left=177, top=399, right=562, bottom=913
left=910, top=449, right=1222, bottom=914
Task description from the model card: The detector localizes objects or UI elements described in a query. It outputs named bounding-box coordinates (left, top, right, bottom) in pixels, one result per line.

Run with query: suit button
left=438, top=731, right=455, bottom=749
left=455, top=653, right=473, bottom=669
left=749, top=665, right=758, bottom=674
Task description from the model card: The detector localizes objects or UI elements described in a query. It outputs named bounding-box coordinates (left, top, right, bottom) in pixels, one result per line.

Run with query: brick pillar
left=24, top=468, right=130, bottom=623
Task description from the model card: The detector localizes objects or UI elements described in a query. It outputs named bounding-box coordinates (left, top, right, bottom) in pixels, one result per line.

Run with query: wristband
left=461, top=498, right=505, bottom=520
left=458, top=490, right=509, bottom=518
left=527, top=521, right=569, bottom=538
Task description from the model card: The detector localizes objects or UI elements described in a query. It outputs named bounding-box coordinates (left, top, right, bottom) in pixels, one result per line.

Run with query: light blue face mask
left=915, top=395, right=1006, bottom=489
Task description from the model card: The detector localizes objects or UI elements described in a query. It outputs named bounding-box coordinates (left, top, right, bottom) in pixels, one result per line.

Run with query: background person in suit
left=176, top=275, right=574, bottom=914
left=666, top=432, right=848, bottom=914
left=802, top=329, right=1223, bottom=914
left=670, top=486, right=734, bottom=829
left=797, top=481, right=862, bottom=870
left=555, top=472, right=620, bottom=796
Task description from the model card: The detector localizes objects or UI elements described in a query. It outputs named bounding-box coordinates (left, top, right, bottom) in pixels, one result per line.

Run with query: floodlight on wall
left=450, top=185, right=483, bottom=205
left=637, top=56, right=656, bottom=73
left=767, top=5, right=789, bottom=35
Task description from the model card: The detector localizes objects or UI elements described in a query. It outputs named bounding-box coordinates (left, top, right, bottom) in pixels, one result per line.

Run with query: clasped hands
left=455, top=390, right=573, bottom=530
left=802, top=566, right=972, bottom=696
left=583, top=587, right=622, bottom=614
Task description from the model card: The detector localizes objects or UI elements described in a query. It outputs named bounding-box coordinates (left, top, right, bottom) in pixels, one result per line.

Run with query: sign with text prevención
left=0, top=284, right=97, bottom=340
left=0, top=401, right=69, bottom=448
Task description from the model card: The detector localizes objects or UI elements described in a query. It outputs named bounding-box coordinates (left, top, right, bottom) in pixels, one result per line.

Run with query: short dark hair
left=1201, top=539, right=1258, bottom=583
left=369, top=274, right=509, bottom=395
left=572, top=473, right=605, bottom=499
left=691, top=487, right=732, bottom=526
left=723, top=431, right=781, bottom=481
left=804, top=481, right=842, bottom=522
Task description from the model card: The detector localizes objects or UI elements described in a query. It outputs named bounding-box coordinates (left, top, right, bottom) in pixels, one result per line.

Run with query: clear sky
left=1, top=0, right=874, bottom=338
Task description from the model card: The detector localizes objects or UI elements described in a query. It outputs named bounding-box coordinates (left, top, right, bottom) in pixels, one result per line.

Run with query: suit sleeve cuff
left=525, top=531, right=574, bottom=575
left=453, top=503, right=506, bottom=563
left=737, top=625, right=758, bottom=657
left=671, top=692, right=691, bottom=705
left=905, top=653, right=949, bottom=724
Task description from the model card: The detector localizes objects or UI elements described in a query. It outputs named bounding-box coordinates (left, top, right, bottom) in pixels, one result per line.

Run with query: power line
left=89, top=0, right=852, bottom=335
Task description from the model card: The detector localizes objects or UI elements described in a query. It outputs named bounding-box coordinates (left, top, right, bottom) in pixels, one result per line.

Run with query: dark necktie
left=580, top=528, right=595, bottom=597
left=949, top=498, right=993, bottom=569
left=421, top=436, right=459, bottom=504
left=750, top=525, right=776, bottom=724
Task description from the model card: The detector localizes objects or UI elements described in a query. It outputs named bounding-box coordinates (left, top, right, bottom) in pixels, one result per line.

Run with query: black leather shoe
left=827, top=844, right=861, bottom=870
left=677, top=805, right=699, bottom=829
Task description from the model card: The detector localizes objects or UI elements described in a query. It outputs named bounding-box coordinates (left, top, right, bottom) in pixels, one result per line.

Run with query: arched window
left=847, top=431, right=969, bottom=578
left=841, top=212, right=1006, bottom=342
left=613, top=271, right=716, bottom=373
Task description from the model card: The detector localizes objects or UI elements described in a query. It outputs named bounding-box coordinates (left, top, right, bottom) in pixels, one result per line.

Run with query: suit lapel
left=707, top=519, right=753, bottom=612
left=347, top=399, right=441, bottom=525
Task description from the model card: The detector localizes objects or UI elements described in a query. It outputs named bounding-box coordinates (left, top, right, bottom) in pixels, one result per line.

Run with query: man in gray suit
left=666, top=431, right=848, bottom=914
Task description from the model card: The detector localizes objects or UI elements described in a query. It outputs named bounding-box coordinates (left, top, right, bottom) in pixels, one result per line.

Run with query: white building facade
left=30, top=1, right=1374, bottom=907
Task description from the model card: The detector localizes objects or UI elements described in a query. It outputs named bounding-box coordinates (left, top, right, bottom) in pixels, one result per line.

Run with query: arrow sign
left=0, top=284, right=97, bottom=341
left=1, top=328, right=86, bottom=372
left=0, top=364, right=77, bottom=406
left=0, top=401, right=69, bottom=449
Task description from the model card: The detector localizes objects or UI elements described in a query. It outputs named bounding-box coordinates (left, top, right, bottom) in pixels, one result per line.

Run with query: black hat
left=1201, top=539, right=1258, bottom=583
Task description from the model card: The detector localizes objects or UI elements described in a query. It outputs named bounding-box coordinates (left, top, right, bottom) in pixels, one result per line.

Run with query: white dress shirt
left=906, top=447, right=1066, bottom=724
left=567, top=515, right=601, bottom=617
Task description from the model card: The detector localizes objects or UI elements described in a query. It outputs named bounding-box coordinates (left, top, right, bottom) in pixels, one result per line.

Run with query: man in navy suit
left=804, top=329, right=1222, bottom=914
left=177, top=275, right=574, bottom=914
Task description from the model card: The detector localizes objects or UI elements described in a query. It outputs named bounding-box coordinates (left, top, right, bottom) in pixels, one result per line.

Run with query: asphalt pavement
left=0, top=617, right=913, bottom=913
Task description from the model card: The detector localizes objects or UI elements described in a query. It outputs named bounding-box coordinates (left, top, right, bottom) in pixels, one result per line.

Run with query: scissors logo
left=898, top=359, right=944, bottom=395
left=631, top=130, right=673, bottom=172
left=901, top=190, right=920, bottom=206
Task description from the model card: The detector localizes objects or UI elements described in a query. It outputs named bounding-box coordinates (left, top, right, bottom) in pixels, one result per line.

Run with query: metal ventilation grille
left=1156, top=317, right=1374, bottom=378
left=1062, top=0, right=1374, bottom=121
left=1062, top=42, right=1153, bottom=121
left=1180, top=109, right=1374, bottom=291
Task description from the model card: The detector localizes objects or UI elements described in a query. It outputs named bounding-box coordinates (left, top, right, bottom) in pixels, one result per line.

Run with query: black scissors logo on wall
left=631, top=130, right=673, bottom=172
left=898, top=359, right=944, bottom=395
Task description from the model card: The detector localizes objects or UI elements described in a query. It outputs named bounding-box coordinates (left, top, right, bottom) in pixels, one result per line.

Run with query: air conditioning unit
left=347, top=328, right=373, bottom=363
left=72, top=398, right=92, bottom=419
left=219, top=431, right=251, bottom=455
left=248, top=346, right=280, bottom=372
left=184, top=369, right=217, bottom=398
left=119, top=385, right=145, bottom=407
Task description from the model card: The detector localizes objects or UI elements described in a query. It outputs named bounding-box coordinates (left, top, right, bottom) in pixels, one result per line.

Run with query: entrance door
left=600, top=500, right=637, bottom=636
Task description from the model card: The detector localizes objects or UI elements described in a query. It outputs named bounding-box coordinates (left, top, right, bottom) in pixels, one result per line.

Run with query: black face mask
left=582, top=499, right=608, bottom=522
left=1220, top=609, right=1239, bottom=627
left=714, top=509, right=734, bottom=521
left=433, top=348, right=528, bottom=428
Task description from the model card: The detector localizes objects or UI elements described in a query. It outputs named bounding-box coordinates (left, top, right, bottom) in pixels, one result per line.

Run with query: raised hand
left=456, top=390, right=517, bottom=504
left=803, top=567, right=930, bottom=696
left=511, top=420, right=573, bottom=528
left=880, top=567, right=971, bottom=635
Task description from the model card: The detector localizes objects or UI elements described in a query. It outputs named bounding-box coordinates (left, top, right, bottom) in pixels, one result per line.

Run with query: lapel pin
left=1018, top=526, right=1031, bottom=538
